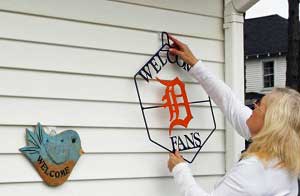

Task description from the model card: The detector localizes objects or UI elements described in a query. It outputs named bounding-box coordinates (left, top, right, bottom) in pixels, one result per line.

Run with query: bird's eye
left=61, top=139, right=64, bottom=143
left=72, top=138, right=76, bottom=143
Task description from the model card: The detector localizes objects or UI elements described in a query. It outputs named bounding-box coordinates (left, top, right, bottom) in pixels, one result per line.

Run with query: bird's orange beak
left=80, top=148, right=84, bottom=155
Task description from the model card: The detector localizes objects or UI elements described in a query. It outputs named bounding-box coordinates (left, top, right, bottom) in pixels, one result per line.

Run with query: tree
left=287, top=2, right=300, bottom=194
left=286, top=0, right=300, bottom=91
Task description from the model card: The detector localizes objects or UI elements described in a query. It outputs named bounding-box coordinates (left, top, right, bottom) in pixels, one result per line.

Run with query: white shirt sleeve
left=172, top=159, right=266, bottom=196
left=189, top=60, right=253, bottom=140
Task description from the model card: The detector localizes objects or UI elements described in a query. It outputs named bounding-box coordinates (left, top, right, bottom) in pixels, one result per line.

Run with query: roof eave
left=245, top=51, right=287, bottom=59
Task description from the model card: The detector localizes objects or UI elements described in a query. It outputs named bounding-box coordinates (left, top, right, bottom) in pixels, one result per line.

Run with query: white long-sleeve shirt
left=172, top=60, right=298, bottom=196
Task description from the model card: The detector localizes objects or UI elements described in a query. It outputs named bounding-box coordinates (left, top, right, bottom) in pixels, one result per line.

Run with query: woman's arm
left=189, top=60, right=252, bottom=140
left=171, top=157, right=265, bottom=196
left=168, top=34, right=252, bottom=140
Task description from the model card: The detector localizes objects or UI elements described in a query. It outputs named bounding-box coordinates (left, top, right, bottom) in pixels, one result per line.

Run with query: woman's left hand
left=168, top=150, right=185, bottom=172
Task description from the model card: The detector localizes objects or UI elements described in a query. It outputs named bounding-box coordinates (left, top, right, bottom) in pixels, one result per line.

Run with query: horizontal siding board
left=112, top=0, right=223, bottom=17
left=0, top=0, right=223, bottom=40
left=0, top=39, right=224, bottom=80
left=0, top=153, right=225, bottom=182
left=0, top=68, right=220, bottom=104
left=0, top=97, right=225, bottom=129
left=0, top=12, right=224, bottom=62
left=0, top=126, right=225, bottom=153
left=0, top=176, right=222, bottom=195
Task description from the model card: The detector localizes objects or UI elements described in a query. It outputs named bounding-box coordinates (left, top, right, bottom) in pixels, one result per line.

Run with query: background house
left=0, top=0, right=257, bottom=195
left=245, top=14, right=287, bottom=97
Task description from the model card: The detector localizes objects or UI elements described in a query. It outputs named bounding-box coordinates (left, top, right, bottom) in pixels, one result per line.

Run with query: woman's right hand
left=168, top=34, right=198, bottom=67
left=168, top=150, right=185, bottom=172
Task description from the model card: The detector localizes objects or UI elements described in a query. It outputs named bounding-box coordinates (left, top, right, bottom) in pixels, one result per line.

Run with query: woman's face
left=246, top=95, right=268, bottom=136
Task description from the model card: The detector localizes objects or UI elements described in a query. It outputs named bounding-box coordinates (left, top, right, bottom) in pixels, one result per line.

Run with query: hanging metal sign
left=134, top=32, right=216, bottom=163
left=20, top=123, right=84, bottom=186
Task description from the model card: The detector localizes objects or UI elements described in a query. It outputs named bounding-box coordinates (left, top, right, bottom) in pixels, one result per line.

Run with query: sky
left=246, top=0, right=289, bottom=19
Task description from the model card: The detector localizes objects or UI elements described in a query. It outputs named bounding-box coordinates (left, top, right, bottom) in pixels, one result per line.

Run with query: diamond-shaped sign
left=134, top=32, right=216, bottom=163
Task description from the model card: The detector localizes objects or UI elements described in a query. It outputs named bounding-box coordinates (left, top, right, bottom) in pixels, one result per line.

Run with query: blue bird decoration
left=19, top=123, right=84, bottom=186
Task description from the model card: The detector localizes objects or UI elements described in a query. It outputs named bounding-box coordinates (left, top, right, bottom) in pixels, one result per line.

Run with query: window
left=263, top=61, right=274, bottom=88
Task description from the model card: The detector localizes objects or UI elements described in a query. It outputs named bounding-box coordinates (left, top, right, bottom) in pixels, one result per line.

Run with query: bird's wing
left=19, top=146, right=40, bottom=154
left=35, top=122, right=45, bottom=146
left=25, top=122, right=46, bottom=147
left=19, top=123, right=47, bottom=162
left=25, top=128, right=41, bottom=148
left=19, top=146, right=40, bottom=162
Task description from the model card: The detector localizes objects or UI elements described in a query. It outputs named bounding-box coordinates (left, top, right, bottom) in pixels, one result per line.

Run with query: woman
left=167, top=35, right=300, bottom=195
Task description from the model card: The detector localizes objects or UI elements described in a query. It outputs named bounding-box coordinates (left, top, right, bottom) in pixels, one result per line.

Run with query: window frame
left=262, top=61, right=274, bottom=89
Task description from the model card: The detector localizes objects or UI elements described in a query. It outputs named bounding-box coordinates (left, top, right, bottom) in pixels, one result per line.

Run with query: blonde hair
left=242, top=87, right=300, bottom=175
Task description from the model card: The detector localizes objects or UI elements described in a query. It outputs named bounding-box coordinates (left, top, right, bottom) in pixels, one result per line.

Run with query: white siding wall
left=0, top=0, right=225, bottom=195
left=246, top=56, right=287, bottom=93
left=274, top=56, right=287, bottom=88
left=245, top=58, right=263, bottom=92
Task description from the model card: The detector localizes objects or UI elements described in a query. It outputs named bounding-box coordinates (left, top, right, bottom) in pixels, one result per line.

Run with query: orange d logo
left=156, top=77, right=193, bottom=136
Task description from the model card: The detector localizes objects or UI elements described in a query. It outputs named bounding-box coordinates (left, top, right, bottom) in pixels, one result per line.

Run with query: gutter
left=223, top=0, right=259, bottom=171
left=232, top=0, right=259, bottom=12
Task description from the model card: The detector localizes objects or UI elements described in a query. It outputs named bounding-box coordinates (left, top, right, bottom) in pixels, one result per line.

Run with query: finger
left=169, top=152, right=175, bottom=158
left=168, top=34, right=185, bottom=49
left=168, top=163, right=172, bottom=172
left=170, top=43, right=180, bottom=50
left=168, top=34, right=183, bottom=45
left=169, top=48, right=184, bottom=56
left=175, top=150, right=181, bottom=157
left=167, top=159, right=173, bottom=172
left=175, top=151, right=185, bottom=160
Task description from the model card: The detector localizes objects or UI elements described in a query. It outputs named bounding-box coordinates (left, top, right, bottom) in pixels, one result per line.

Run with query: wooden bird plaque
left=20, top=123, right=84, bottom=186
